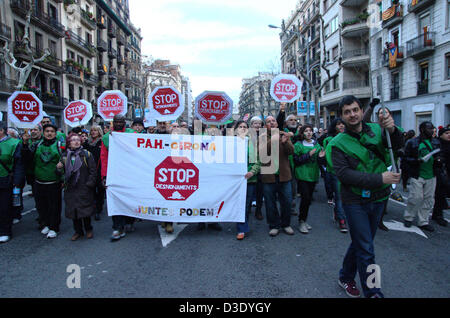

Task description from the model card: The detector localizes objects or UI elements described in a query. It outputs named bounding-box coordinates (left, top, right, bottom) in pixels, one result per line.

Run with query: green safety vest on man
left=33, top=141, right=63, bottom=182
left=0, top=137, right=20, bottom=178
left=325, top=123, right=391, bottom=202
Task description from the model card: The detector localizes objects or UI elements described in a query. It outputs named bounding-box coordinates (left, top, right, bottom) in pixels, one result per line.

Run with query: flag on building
left=389, top=45, right=398, bottom=68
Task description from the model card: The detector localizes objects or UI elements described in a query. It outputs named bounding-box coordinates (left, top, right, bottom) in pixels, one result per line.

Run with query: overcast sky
left=129, top=0, right=298, bottom=107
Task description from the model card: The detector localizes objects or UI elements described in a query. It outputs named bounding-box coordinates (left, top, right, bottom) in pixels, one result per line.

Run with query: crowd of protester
left=0, top=95, right=448, bottom=298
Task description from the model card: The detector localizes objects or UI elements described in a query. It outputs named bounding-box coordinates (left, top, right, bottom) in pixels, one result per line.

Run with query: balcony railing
left=342, top=47, right=369, bottom=59
left=382, top=45, right=405, bottom=68
left=408, top=0, right=435, bottom=13
left=116, top=32, right=125, bottom=45
left=406, top=32, right=435, bottom=58
left=107, top=25, right=116, bottom=38
left=97, top=39, right=107, bottom=52
left=108, top=47, right=117, bottom=59
left=382, top=4, right=403, bottom=29
left=417, top=80, right=428, bottom=95
left=343, top=79, right=369, bottom=90
left=97, top=15, right=106, bottom=29
left=66, top=30, right=96, bottom=55
left=10, top=0, right=65, bottom=37
left=80, top=9, right=97, bottom=29
left=13, top=41, right=64, bottom=73
left=0, top=23, right=11, bottom=40
left=0, top=78, right=18, bottom=93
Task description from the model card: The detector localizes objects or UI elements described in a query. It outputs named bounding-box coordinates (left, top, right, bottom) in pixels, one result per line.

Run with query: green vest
left=247, top=141, right=261, bottom=183
left=0, top=137, right=20, bottom=177
left=326, top=123, right=390, bottom=201
left=323, top=136, right=335, bottom=174
left=418, top=139, right=434, bottom=180
left=34, top=141, right=62, bottom=182
left=294, top=141, right=321, bottom=182
left=102, top=128, right=136, bottom=149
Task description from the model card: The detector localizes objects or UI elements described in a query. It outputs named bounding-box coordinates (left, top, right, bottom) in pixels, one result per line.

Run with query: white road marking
left=158, top=223, right=188, bottom=247
left=383, top=220, right=428, bottom=239
left=21, top=208, right=36, bottom=216
left=389, top=198, right=407, bottom=207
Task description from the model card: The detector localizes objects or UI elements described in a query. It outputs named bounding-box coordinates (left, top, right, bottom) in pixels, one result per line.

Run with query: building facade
left=238, top=72, right=277, bottom=119
left=0, top=0, right=143, bottom=128
left=370, top=0, right=450, bottom=131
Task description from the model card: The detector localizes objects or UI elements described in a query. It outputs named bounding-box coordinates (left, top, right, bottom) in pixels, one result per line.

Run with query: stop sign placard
left=97, top=90, right=127, bottom=121
left=270, top=74, right=303, bottom=103
left=154, top=156, right=199, bottom=201
left=195, top=91, right=233, bottom=125
left=64, top=100, right=93, bottom=127
left=7, top=91, right=43, bottom=128
left=148, top=86, right=184, bottom=121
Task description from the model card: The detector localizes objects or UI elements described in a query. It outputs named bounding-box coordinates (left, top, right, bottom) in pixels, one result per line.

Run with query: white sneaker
left=305, top=222, right=312, bottom=230
left=298, top=221, right=309, bottom=234
left=0, top=236, right=10, bottom=243
left=13, top=218, right=21, bottom=224
left=46, top=230, right=57, bottom=239
left=41, top=226, right=50, bottom=235
left=269, top=228, right=279, bottom=237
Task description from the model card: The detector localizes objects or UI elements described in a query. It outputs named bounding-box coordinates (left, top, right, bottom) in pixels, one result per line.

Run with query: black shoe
left=208, top=223, right=222, bottom=231
left=255, top=212, right=264, bottom=220
left=378, top=222, right=389, bottom=231
left=196, top=223, right=206, bottom=231
left=404, top=220, right=412, bottom=228
left=94, top=213, right=100, bottom=221
left=419, top=224, right=435, bottom=232
left=434, top=217, right=448, bottom=227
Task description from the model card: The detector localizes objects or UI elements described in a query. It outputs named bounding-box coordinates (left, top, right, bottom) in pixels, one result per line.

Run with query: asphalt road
left=1, top=181, right=449, bottom=298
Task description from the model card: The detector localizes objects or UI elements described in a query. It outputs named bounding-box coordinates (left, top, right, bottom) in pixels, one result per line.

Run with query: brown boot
left=86, top=231, right=94, bottom=239
left=71, top=233, right=82, bottom=241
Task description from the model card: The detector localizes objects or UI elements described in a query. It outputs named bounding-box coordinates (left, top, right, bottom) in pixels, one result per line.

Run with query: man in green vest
left=326, top=95, right=403, bottom=298
left=0, top=122, right=25, bottom=243
left=100, top=115, right=136, bottom=241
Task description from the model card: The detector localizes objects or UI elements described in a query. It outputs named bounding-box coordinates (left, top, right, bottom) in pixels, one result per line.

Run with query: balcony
left=406, top=32, right=435, bottom=59
left=65, top=30, right=96, bottom=56
left=97, top=39, right=107, bottom=52
left=341, top=13, right=369, bottom=38
left=80, top=9, right=97, bottom=30
left=84, top=73, right=98, bottom=86
left=342, top=47, right=369, bottom=68
left=124, top=44, right=130, bottom=52
left=390, top=86, right=400, bottom=100
left=117, top=54, right=125, bottom=65
left=340, top=0, right=368, bottom=7
left=382, top=4, right=404, bottom=29
left=10, top=0, right=65, bottom=37
left=308, top=5, right=319, bottom=23
left=108, top=68, right=118, bottom=80
left=13, top=42, right=64, bottom=73
left=408, top=0, right=435, bottom=13
left=117, top=32, right=125, bottom=46
left=40, top=93, right=67, bottom=109
left=343, top=79, right=370, bottom=97
left=0, top=23, right=11, bottom=41
left=382, top=45, right=405, bottom=68
left=107, top=25, right=116, bottom=38
left=108, top=47, right=117, bottom=59
left=97, top=63, right=107, bottom=76
left=97, top=15, right=106, bottom=29
left=281, top=31, right=298, bottom=50
left=417, top=80, right=429, bottom=95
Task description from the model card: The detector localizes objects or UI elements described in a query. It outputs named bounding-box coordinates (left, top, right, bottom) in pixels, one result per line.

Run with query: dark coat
left=63, top=149, right=97, bottom=219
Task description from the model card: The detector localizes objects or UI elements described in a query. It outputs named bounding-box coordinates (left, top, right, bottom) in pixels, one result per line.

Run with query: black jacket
left=403, top=136, right=441, bottom=180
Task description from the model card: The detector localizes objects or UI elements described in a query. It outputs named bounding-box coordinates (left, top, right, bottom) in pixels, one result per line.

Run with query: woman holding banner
left=235, top=120, right=261, bottom=240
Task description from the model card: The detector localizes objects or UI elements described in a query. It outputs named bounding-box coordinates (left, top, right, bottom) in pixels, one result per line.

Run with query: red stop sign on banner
left=150, top=86, right=181, bottom=116
left=7, top=91, right=43, bottom=128
left=97, top=90, right=127, bottom=121
left=154, top=156, right=199, bottom=201
left=195, top=91, right=233, bottom=124
left=270, top=74, right=303, bottom=103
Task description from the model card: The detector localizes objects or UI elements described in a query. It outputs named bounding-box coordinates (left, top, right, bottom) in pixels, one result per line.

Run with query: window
left=391, top=72, right=400, bottom=99
left=69, top=84, right=74, bottom=101
left=332, top=46, right=339, bottom=60
left=330, top=16, right=339, bottom=34
left=67, top=50, right=75, bottom=60
left=448, top=0, right=450, bottom=28
left=446, top=53, right=450, bottom=80
left=78, top=87, right=83, bottom=100
left=49, top=40, right=57, bottom=56
left=333, top=75, right=339, bottom=90
left=419, top=12, right=431, bottom=34
left=35, top=32, right=43, bottom=52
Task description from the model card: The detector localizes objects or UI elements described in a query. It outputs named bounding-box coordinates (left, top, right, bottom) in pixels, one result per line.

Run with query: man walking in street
left=0, top=122, right=25, bottom=243
left=326, top=95, right=404, bottom=298
left=101, top=115, right=136, bottom=241
left=403, top=121, right=441, bottom=231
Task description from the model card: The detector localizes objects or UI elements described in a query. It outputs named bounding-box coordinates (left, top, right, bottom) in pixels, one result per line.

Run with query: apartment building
left=1, top=0, right=66, bottom=125
left=180, top=76, right=193, bottom=125
left=320, top=0, right=371, bottom=123
left=238, top=72, right=277, bottom=118
left=370, top=0, right=450, bottom=131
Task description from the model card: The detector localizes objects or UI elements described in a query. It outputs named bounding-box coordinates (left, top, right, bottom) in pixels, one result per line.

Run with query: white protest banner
left=106, top=133, right=247, bottom=223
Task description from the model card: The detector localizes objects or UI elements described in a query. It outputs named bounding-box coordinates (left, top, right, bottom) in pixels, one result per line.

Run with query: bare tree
left=1, top=1, right=50, bottom=90
left=296, top=3, right=343, bottom=128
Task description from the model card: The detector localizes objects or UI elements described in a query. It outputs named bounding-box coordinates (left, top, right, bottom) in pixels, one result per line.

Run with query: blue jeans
left=237, top=183, right=256, bottom=234
left=330, top=173, right=345, bottom=221
left=323, top=171, right=334, bottom=200
left=262, top=177, right=293, bottom=229
left=339, top=201, right=385, bottom=298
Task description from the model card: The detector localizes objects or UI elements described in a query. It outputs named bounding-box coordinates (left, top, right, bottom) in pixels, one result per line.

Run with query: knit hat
left=438, top=125, right=450, bottom=137
left=250, top=116, right=262, bottom=124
